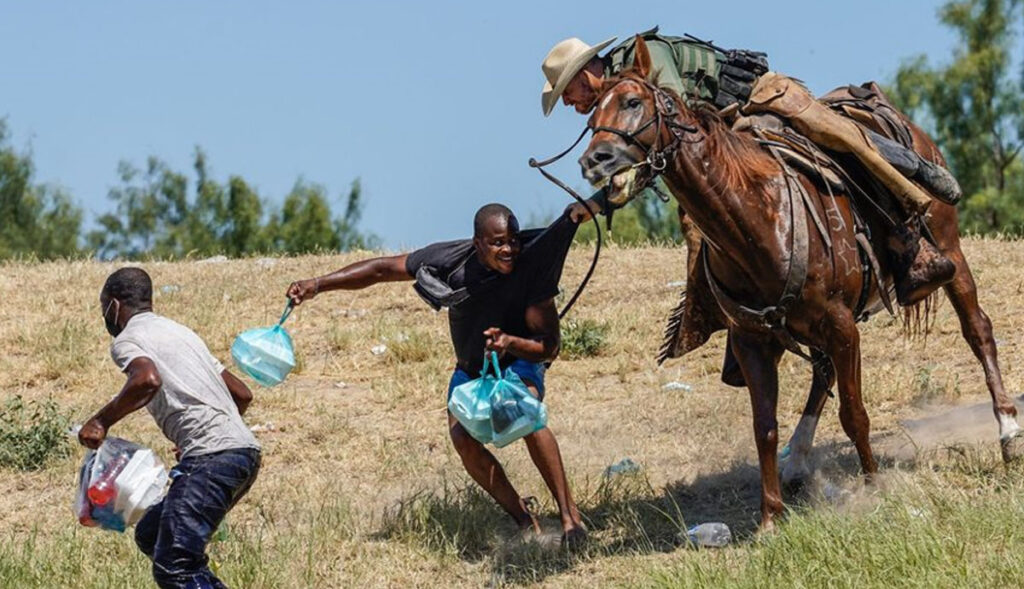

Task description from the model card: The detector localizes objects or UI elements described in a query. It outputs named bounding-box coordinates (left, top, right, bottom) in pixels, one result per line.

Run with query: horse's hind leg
left=782, top=349, right=835, bottom=495
left=730, top=330, right=786, bottom=530
left=941, top=242, right=1023, bottom=460
left=825, top=307, right=878, bottom=478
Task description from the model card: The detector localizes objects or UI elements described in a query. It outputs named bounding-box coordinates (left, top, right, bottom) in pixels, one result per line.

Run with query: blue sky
left=1, top=1, right=958, bottom=249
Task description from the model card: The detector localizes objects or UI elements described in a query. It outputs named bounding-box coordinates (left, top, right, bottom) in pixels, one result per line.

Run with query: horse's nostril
left=592, top=150, right=615, bottom=163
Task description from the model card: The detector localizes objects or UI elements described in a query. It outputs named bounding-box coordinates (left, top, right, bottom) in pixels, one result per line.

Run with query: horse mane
left=688, top=102, right=778, bottom=199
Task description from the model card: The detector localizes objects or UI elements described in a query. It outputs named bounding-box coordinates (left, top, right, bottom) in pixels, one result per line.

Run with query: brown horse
left=579, top=37, right=1022, bottom=529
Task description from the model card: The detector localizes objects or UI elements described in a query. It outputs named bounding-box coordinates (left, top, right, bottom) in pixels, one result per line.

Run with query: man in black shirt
left=286, top=203, right=591, bottom=545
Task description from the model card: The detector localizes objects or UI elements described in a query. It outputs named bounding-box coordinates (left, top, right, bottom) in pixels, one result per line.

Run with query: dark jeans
left=135, top=447, right=261, bottom=589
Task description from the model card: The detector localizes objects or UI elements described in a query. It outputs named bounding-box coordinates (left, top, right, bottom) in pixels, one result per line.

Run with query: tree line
left=0, top=124, right=376, bottom=261
left=891, top=0, right=1024, bottom=235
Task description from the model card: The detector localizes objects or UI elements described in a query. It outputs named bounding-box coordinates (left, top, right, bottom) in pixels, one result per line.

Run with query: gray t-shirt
left=110, top=312, right=260, bottom=458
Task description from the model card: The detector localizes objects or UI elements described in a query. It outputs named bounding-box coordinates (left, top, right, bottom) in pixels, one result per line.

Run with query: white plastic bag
left=74, top=437, right=169, bottom=532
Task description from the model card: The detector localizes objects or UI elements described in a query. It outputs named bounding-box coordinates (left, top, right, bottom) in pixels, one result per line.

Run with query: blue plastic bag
left=447, top=352, right=500, bottom=444
left=231, top=302, right=296, bottom=387
left=490, top=372, right=547, bottom=448
left=447, top=352, right=548, bottom=447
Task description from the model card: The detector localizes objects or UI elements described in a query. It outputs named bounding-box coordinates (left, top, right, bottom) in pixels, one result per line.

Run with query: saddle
left=657, top=81, right=914, bottom=365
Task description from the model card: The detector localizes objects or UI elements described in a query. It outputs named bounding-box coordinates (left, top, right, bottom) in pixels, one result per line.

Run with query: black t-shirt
left=405, top=212, right=579, bottom=375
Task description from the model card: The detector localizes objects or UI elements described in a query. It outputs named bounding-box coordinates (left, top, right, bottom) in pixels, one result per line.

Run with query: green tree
left=336, top=179, right=376, bottom=250
left=265, top=178, right=379, bottom=254
left=0, top=120, right=83, bottom=259
left=90, top=148, right=376, bottom=259
left=891, top=0, right=1024, bottom=233
left=88, top=157, right=189, bottom=258
left=274, top=180, right=340, bottom=253
left=224, top=176, right=265, bottom=256
left=183, top=147, right=229, bottom=256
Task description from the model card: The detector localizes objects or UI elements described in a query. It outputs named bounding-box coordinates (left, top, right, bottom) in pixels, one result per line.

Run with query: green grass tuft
left=561, top=319, right=610, bottom=359
left=0, top=395, right=70, bottom=471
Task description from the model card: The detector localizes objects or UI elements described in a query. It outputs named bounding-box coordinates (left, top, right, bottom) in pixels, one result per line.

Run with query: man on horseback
left=540, top=28, right=963, bottom=365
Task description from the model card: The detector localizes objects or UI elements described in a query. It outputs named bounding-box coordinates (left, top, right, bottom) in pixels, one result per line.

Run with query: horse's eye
left=627, top=98, right=642, bottom=110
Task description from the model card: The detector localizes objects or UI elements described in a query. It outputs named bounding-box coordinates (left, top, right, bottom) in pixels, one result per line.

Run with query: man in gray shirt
left=79, top=267, right=260, bottom=589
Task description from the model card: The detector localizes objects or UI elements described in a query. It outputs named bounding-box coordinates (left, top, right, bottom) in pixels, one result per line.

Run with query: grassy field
left=2, top=239, right=1024, bottom=588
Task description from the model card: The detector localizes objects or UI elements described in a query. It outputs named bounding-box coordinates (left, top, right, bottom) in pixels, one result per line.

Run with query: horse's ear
left=633, top=35, right=652, bottom=80
left=582, top=69, right=603, bottom=94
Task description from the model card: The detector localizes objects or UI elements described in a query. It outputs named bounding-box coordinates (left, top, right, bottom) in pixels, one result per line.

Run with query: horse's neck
left=662, top=142, right=785, bottom=274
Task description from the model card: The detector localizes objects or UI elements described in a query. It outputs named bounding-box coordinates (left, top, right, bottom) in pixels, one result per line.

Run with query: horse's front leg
left=782, top=348, right=834, bottom=495
left=730, top=329, right=786, bottom=530
left=825, top=306, right=878, bottom=478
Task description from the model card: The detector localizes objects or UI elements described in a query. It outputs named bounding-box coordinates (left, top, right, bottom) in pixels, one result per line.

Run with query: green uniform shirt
left=603, top=31, right=722, bottom=104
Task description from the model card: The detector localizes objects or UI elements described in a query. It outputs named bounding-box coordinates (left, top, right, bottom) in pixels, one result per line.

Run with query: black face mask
left=103, top=298, right=122, bottom=337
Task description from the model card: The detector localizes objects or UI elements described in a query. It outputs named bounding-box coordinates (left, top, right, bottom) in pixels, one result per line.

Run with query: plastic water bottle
left=686, top=522, right=732, bottom=547
left=88, top=453, right=129, bottom=506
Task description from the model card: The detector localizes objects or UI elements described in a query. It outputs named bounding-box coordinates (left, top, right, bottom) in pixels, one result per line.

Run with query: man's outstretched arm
left=78, top=357, right=162, bottom=449
left=286, top=254, right=412, bottom=305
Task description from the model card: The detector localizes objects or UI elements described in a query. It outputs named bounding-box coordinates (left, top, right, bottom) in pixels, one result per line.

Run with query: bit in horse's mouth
left=593, top=167, right=640, bottom=206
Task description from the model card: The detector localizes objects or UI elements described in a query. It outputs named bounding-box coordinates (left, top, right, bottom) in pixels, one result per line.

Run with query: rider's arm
left=645, top=40, right=688, bottom=98
left=287, top=254, right=412, bottom=305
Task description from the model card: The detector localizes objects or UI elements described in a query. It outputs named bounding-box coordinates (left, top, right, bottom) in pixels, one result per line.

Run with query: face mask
left=103, top=298, right=122, bottom=337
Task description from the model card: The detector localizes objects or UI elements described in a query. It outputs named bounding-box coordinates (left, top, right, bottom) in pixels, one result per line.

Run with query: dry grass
left=1, top=239, right=1024, bottom=587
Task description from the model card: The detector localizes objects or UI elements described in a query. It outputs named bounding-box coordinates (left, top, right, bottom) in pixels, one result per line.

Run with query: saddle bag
left=714, top=48, right=770, bottom=108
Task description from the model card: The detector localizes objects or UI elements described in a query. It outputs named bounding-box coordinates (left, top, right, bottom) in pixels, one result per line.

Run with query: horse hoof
left=1001, top=432, right=1024, bottom=463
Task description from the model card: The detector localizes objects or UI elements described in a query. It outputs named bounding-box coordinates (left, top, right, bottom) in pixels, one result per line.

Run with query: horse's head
left=579, top=36, right=688, bottom=207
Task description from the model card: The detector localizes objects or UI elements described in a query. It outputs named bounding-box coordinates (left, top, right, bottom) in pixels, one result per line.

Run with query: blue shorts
left=447, top=359, right=546, bottom=401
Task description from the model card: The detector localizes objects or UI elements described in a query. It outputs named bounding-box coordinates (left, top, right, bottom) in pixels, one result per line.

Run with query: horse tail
left=658, top=291, right=688, bottom=365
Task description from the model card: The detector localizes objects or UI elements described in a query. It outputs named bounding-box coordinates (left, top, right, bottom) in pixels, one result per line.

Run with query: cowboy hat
left=541, top=36, right=617, bottom=116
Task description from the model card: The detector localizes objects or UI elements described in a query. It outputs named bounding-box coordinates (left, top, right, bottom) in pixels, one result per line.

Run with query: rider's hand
left=483, top=327, right=512, bottom=358
left=78, top=417, right=106, bottom=449
left=286, top=279, right=319, bottom=306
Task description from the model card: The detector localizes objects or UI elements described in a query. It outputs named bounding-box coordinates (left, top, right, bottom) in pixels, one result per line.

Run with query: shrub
left=561, top=318, right=610, bottom=359
left=0, top=396, right=71, bottom=471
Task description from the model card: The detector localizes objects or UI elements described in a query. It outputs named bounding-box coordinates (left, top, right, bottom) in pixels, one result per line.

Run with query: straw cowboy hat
left=541, top=36, right=617, bottom=116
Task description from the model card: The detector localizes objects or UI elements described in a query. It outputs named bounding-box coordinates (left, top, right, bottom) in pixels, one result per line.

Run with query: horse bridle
left=525, top=76, right=699, bottom=319
left=530, top=76, right=701, bottom=207
left=588, top=76, right=701, bottom=175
